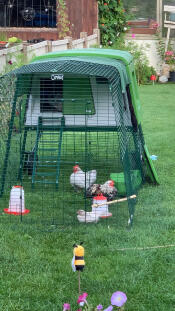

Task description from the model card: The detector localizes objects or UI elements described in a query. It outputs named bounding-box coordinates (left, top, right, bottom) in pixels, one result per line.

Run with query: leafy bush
left=57, top=0, right=71, bottom=39
left=98, top=1, right=157, bottom=84
left=155, top=27, right=166, bottom=62
left=112, top=40, right=157, bottom=84
left=98, top=0, right=128, bottom=46
left=126, top=41, right=157, bottom=84
left=8, top=37, right=22, bottom=43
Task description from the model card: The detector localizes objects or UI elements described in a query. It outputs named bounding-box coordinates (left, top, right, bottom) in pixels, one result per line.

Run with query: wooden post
left=93, top=28, right=100, bottom=46
left=78, top=271, right=81, bottom=295
left=47, top=40, right=52, bottom=53
left=22, top=42, right=28, bottom=63
left=157, top=0, right=160, bottom=24
left=56, top=0, right=59, bottom=40
left=80, top=32, right=88, bottom=48
left=64, top=36, right=73, bottom=49
left=157, top=0, right=163, bottom=35
left=160, top=0, right=163, bottom=35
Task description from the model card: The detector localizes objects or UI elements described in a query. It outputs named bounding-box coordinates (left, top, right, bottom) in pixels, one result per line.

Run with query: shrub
left=98, top=0, right=128, bottom=46
left=112, top=40, right=157, bottom=84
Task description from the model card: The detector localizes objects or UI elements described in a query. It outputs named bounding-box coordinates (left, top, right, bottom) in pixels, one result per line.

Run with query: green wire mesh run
left=0, top=58, right=146, bottom=227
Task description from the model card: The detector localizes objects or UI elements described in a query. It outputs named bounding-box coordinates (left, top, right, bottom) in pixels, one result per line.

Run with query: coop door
left=40, top=78, right=63, bottom=112
left=63, top=77, right=95, bottom=115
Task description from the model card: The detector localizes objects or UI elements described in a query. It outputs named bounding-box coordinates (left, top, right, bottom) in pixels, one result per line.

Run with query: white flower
left=79, top=302, right=85, bottom=307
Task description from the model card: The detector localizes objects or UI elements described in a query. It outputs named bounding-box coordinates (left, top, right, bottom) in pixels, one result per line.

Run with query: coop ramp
left=32, top=116, right=64, bottom=188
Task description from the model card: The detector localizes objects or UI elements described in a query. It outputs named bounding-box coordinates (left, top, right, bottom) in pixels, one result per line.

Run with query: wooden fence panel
left=0, top=31, right=99, bottom=73
left=82, top=0, right=98, bottom=36
left=67, top=0, right=98, bottom=39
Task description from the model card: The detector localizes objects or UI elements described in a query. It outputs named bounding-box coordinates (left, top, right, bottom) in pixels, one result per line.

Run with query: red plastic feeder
left=4, top=208, right=30, bottom=215
left=4, top=185, right=30, bottom=215
left=92, top=194, right=112, bottom=218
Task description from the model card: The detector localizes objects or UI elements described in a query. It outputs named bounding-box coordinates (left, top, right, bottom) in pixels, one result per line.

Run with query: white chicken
left=70, top=165, right=97, bottom=190
left=77, top=210, right=100, bottom=223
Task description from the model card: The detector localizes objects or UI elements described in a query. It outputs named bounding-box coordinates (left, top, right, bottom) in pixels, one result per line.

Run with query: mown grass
left=0, top=129, right=127, bottom=226
left=0, top=84, right=175, bottom=310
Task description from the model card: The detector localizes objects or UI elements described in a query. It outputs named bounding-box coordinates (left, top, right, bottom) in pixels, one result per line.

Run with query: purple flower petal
left=97, top=304, right=103, bottom=310
left=103, top=306, right=113, bottom=311
left=63, top=303, right=70, bottom=310
left=111, top=291, right=127, bottom=307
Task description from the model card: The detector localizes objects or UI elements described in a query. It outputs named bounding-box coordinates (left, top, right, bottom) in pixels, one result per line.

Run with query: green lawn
left=0, top=84, right=175, bottom=311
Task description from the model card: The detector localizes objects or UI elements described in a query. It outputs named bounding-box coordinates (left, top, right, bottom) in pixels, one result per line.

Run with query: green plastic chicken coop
left=0, top=48, right=159, bottom=226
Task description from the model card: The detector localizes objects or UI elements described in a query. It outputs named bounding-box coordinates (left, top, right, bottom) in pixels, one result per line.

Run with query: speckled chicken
left=86, top=180, right=117, bottom=201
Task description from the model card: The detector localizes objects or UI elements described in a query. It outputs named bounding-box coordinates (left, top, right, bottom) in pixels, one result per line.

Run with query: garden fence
left=0, top=29, right=99, bottom=73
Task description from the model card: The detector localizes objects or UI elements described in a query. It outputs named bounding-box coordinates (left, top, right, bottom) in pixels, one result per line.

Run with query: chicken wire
left=0, top=57, right=146, bottom=227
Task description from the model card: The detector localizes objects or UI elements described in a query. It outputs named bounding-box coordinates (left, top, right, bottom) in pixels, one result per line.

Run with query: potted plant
left=8, top=36, right=22, bottom=46
left=0, top=32, right=8, bottom=49
left=165, top=50, right=175, bottom=82
left=0, top=41, right=8, bottom=49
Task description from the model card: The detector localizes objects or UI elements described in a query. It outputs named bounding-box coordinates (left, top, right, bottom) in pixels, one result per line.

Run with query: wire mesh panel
left=0, top=56, right=149, bottom=227
left=0, top=0, right=56, bottom=28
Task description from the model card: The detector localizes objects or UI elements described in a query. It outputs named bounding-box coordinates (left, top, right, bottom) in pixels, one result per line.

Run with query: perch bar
left=92, top=194, right=136, bottom=208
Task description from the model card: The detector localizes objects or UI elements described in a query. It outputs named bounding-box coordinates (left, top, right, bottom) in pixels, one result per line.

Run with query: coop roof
left=5, top=49, right=132, bottom=94
left=31, top=48, right=133, bottom=66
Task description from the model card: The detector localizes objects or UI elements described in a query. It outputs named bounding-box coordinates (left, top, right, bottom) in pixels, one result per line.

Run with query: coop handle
left=92, top=194, right=136, bottom=208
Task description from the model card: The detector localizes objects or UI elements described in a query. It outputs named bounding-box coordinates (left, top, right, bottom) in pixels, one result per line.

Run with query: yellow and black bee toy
left=72, top=242, right=85, bottom=272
